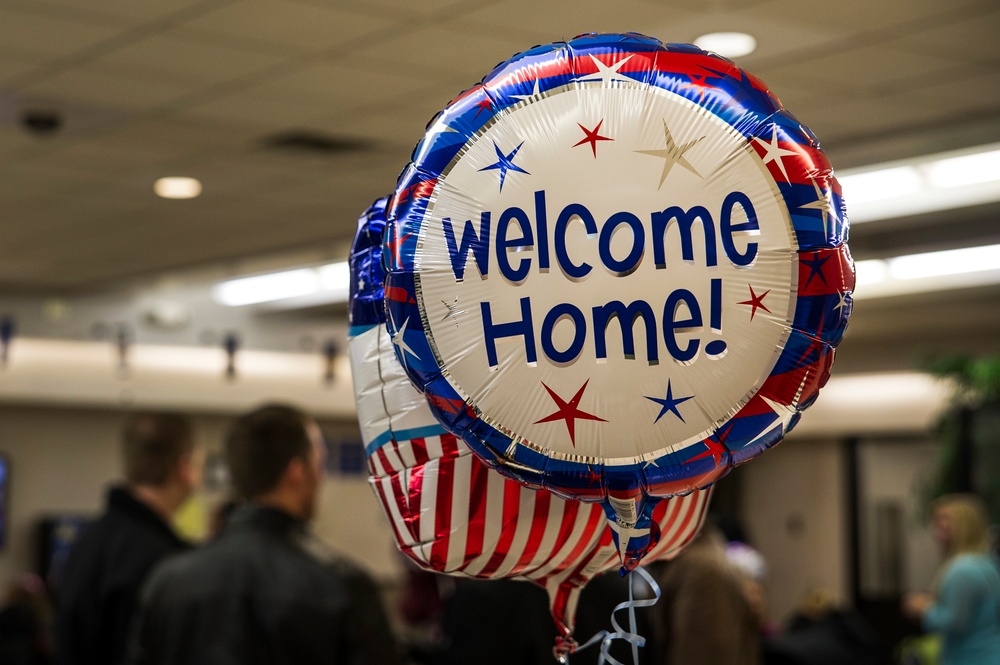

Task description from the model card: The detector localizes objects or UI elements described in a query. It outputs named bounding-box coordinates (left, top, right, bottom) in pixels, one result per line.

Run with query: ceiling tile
left=18, top=67, right=193, bottom=113
left=920, top=70, right=1000, bottom=112
left=889, top=6, right=1000, bottom=61
left=20, top=0, right=214, bottom=26
left=745, top=0, right=986, bottom=35
left=345, top=0, right=471, bottom=16
left=263, top=60, right=436, bottom=112
left=34, top=137, right=170, bottom=176
left=759, top=45, right=963, bottom=97
left=0, top=8, right=120, bottom=64
left=181, top=1, right=398, bottom=56
left=333, top=93, right=456, bottom=154
left=182, top=81, right=335, bottom=130
left=340, top=24, right=529, bottom=81
left=0, top=55, right=36, bottom=82
left=806, top=89, right=950, bottom=146
left=94, top=116, right=256, bottom=161
left=448, top=0, right=704, bottom=44
left=87, top=33, right=292, bottom=89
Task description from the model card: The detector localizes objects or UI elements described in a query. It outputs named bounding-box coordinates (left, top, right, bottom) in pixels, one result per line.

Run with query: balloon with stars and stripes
left=349, top=198, right=711, bottom=643
left=382, top=33, right=854, bottom=571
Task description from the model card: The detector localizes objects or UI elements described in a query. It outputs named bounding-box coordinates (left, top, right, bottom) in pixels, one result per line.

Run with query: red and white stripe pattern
left=352, top=325, right=711, bottom=636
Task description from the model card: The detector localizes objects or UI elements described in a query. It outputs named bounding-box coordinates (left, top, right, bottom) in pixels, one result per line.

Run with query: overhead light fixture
left=213, top=269, right=319, bottom=306
left=154, top=177, right=202, bottom=200
left=838, top=143, right=1000, bottom=223
left=212, top=261, right=351, bottom=308
left=693, top=32, right=757, bottom=58
left=853, top=243, right=1000, bottom=299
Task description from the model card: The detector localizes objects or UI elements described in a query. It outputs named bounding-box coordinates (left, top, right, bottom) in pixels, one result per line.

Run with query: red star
left=534, top=380, right=607, bottom=447
left=582, top=465, right=602, bottom=487
left=686, top=423, right=733, bottom=466
left=392, top=183, right=418, bottom=208
left=474, top=98, right=493, bottom=118
left=572, top=119, right=613, bottom=158
left=427, top=393, right=465, bottom=416
left=738, top=285, right=772, bottom=321
left=386, top=232, right=412, bottom=270
left=794, top=311, right=829, bottom=367
left=681, top=74, right=713, bottom=101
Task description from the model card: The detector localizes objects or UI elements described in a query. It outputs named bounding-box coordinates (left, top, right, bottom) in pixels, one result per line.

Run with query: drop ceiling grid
left=446, top=0, right=706, bottom=44
left=0, top=0, right=996, bottom=292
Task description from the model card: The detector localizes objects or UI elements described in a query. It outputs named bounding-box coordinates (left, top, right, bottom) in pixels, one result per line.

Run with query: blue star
left=802, top=251, right=830, bottom=288
left=645, top=380, right=695, bottom=424
left=479, top=140, right=530, bottom=192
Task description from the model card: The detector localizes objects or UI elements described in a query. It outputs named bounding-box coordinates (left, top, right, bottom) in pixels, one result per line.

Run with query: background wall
left=740, top=436, right=851, bottom=624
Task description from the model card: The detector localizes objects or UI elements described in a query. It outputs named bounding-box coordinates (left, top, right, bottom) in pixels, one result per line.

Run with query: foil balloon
left=349, top=198, right=710, bottom=643
left=382, top=33, right=854, bottom=570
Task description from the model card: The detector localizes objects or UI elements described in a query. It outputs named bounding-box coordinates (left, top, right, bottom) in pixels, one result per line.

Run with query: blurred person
left=56, top=412, right=199, bottom=665
left=765, top=588, right=885, bottom=665
left=439, top=578, right=554, bottom=665
left=647, top=524, right=762, bottom=665
left=726, top=541, right=778, bottom=639
left=902, top=493, right=1000, bottom=665
left=0, top=573, right=54, bottom=665
left=128, top=404, right=401, bottom=665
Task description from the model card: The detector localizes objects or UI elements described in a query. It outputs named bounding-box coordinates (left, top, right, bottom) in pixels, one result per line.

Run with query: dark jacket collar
left=225, top=503, right=307, bottom=535
left=107, top=485, right=187, bottom=547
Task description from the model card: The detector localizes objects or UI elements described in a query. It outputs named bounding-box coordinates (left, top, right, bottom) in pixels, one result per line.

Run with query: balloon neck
left=620, top=556, right=642, bottom=575
left=603, top=494, right=662, bottom=573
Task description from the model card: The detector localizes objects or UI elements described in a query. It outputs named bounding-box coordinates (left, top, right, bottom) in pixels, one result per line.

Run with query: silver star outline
left=798, top=178, right=839, bottom=237
left=441, top=298, right=466, bottom=326
left=833, top=292, right=849, bottom=314
left=635, top=120, right=705, bottom=189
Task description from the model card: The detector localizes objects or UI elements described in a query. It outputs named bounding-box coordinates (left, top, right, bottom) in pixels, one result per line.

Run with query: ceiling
left=1, top=0, right=999, bottom=373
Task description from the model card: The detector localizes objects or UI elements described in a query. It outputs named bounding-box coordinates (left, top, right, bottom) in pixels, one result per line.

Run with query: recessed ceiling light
left=154, top=177, right=202, bottom=200
left=693, top=32, right=757, bottom=58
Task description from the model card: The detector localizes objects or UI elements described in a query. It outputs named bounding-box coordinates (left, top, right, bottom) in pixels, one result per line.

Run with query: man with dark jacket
left=128, top=404, right=401, bottom=665
left=56, top=412, right=200, bottom=665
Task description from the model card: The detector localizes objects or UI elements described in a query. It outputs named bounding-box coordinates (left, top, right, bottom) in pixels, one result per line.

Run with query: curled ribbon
left=559, top=566, right=661, bottom=665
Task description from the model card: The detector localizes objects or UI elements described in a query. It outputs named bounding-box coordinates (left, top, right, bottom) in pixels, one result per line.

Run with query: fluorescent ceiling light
left=693, top=32, right=757, bottom=58
left=837, top=167, right=921, bottom=205
left=213, top=261, right=350, bottom=308
left=838, top=143, right=1000, bottom=223
left=213, top=269, right=319, bottom=306
left=853, top=244, right=1000, bottom=299
left=154, top=177, right=202, bottom=199
left=925, top=149, right=1000, bottom=188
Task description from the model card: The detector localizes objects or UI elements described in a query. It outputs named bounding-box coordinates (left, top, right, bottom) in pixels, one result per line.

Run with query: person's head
left=930, top=493, right=991, bottom=557
left=122, top=412, right=200, bottom=502
left=225, top=404, right=326, bottom=521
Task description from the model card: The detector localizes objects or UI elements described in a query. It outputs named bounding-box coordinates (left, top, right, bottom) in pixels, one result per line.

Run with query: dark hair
left=225, top=404, right=314, bottom=500
left=122, top=412, right=195, bottom=486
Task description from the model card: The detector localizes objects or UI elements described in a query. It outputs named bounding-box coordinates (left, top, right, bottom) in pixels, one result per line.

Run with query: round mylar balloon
left=383, top=33, right=854, bottom=569
left=349, top=198, right=711, bottom=642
